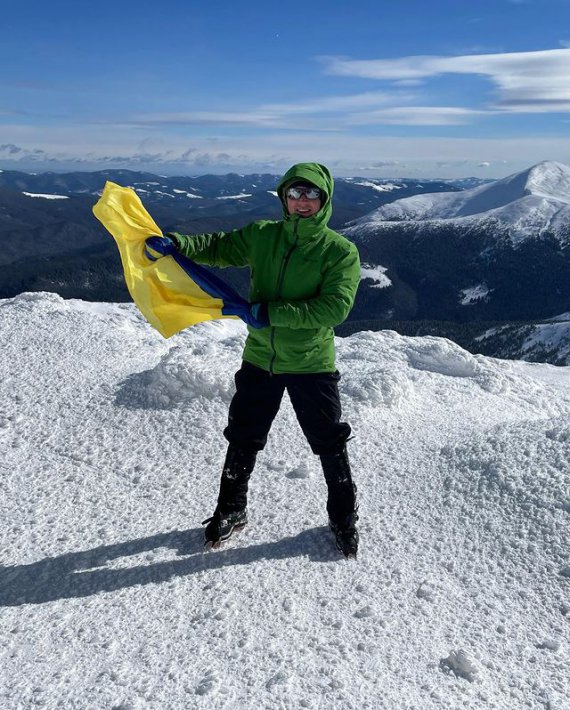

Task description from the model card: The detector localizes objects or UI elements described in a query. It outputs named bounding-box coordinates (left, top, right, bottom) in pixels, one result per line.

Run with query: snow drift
left=0, top=292, right=569, bottom=709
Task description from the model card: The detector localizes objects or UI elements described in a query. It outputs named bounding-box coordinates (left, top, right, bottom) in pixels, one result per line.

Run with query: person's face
left=286, top=190, right=322, bottom=218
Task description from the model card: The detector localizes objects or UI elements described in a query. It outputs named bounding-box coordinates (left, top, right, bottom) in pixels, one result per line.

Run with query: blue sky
left=1, top=0, right=570, bottom=177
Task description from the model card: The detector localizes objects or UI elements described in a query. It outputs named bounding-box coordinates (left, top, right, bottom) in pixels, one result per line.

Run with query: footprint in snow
left=266, top=670, right=289, bottom=690
left=536, top=638, right=561, bottom=652
left=286, top=462, right=311, bottom=479
left=354, top=605, right=376, bottom=619
left=439, top=649, right=479, bottom=682
left=195, top=671, right=219, bottom=696
left=416, top=581, right=436, bottom=602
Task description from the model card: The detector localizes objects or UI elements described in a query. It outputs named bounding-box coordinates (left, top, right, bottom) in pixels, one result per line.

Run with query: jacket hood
left=277, top=163, right=334, bottom=238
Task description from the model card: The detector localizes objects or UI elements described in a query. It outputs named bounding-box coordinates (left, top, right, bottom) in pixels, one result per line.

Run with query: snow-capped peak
left=345, top=161, right=570, bottom=243
left=522, top=160, right=570, bottom=203
left=458, top=160, right=570, bottom=216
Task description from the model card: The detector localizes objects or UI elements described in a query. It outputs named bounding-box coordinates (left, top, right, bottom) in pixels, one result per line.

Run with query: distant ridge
left=346, top=161, right=570, bottom=243
left=342, top=161, right=570, bottom=326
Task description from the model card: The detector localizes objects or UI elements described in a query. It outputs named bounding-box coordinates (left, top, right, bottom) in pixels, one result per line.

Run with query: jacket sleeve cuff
left=166, top=232, right=184, bottom=250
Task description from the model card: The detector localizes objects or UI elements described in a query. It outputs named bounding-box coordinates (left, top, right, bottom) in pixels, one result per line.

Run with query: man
left=161, top=163, right=361, bottom=558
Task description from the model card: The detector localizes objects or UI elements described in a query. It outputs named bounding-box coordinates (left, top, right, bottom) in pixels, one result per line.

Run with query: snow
left=346, top=161, right=570, bottom=244
left=172, top=189, right=203, bottom=199
left=216, top=194, right=253, bottom=200
left=352, top=181, right=405, bottom=193
left=360, top=264, right=392, bottom=289
left=477, top=315, right=570, bottom=365
left=521, top=322, right=570, bottom=363
left=459, top=284, right=491, bottom=305
left=22, top=192, right=69, bottom=200
left=1, top=292, right=569, bottom=709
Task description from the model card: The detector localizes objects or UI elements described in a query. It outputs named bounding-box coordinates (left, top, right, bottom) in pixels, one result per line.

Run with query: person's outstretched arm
left=168, top=225, right=254, bottom=268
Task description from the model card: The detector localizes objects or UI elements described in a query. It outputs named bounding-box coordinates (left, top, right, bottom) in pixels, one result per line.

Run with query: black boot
left=329, top=513, right=359, bottom=559
left=202, top=509, right=248, bottom=548
left=320, top=447, right=359, bottom=558
left=203, top=445, right=257, bottom=547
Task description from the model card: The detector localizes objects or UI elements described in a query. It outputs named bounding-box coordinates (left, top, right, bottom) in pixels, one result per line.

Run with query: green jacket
left=171, top=163, right=361, bottom=374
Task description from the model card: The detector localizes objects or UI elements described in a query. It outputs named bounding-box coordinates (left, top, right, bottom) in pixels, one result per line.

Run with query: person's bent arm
left=267, top=246, right=360, bottom=329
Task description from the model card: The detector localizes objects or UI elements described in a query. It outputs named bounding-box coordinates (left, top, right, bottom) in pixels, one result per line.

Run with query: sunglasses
left=286, top=186, right=322, bottom=200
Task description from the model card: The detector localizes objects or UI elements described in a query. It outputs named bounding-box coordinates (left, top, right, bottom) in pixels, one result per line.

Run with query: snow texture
left=478, top=314, right=570, bottom=365
left=0, top=293, right=569, bottom=709
left=172, top=189, right=203, bottom=199
left=22, top=192, right=70, bottom=200
left=346, top=161, right=570, bottom=245
left=521, top=321, right=570, bottom=363
left=351, top=181, right=406, bottom=193
left=360, top=264, right=392, bottom=289
left=459, top=284, right=491, bottom=305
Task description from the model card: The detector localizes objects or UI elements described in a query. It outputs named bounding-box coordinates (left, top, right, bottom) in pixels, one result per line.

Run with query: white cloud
left=128, top=111, right=281, bottom=128
left=321, top=48, right=570, bottom=113
left=126, top=92, right=487, bottom=131
left=478, top=162, right=491, bottom=167
left=260, top=90, right=412, bottom=114
left=2, top=130, right=570, bottom=179
left=128, top=91, right=418, bottom=130
left=346, top=107, right=489, bottom=126
left=357, top=161, right=404, bottom=171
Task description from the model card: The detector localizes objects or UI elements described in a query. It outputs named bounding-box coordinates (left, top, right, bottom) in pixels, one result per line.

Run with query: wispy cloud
left=321, top=48, right=570, bottom=113
left=128, top=91, right=417, bottom=131
left=128, top=111, right=281, bottom=128
left=357, top=161, right=404, bottom=171
left=346, top=107, right=489, bottom=126
left=260, top=91, right=414, bottom=114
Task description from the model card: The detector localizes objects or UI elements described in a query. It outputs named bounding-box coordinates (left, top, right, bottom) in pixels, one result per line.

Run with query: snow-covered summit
left=1, top=292, right=569, bottom=709
left=523, top=160, right=570, bottom=202
left=346, top=161, right=570, bottom=243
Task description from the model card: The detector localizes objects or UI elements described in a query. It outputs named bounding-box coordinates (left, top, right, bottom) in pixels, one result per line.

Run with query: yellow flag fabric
left=92, top=181, right=240, bottom=338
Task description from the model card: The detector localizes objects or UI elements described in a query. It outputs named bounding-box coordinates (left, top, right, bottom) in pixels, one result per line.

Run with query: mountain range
left=0, top=167, right=465, bottom=303
left=348, top=160, right=570, bottom=244
left=0, top=167, right=461, bottom=262
left=344, top=161, right=570, bottom=328
left=1, top=163, right=569, bottom=364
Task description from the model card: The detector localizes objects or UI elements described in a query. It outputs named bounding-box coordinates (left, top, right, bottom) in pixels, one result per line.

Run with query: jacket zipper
left=269, top=221, right=299, bottom=374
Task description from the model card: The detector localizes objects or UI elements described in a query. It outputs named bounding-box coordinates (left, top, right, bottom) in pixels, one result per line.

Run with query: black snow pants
left=216, top=361, right=357, bottom=524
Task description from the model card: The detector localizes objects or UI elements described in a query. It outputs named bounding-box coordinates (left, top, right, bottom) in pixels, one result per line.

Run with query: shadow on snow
left=0, top=526, right=339, bottom=607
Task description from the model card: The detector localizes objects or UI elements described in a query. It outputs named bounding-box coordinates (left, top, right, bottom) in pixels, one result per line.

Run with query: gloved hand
left=144, top=235, right=176, bottom=261
left=241, top=302, right=270, bottom=329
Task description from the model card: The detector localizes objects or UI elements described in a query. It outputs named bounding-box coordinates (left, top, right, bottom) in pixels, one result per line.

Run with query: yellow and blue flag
left=93, top=181, right=250, bottom=338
